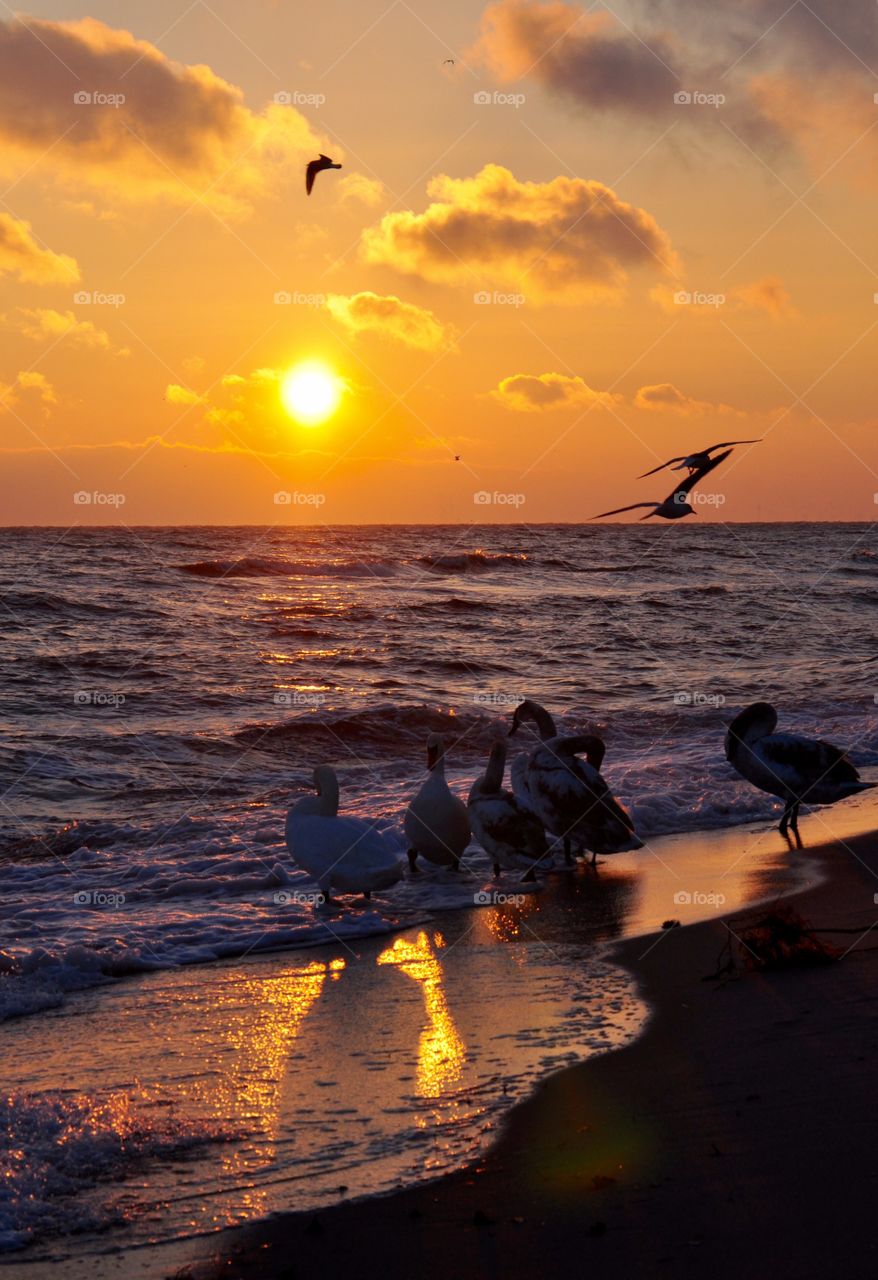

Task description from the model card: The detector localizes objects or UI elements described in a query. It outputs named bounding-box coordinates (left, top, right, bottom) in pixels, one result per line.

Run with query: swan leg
left=407, top=848, right=419, bottom=873
left=563, top=837, right=573, bottom=865
left=493, top=862, right=501, bottom=880
left=779, top=802, right=791, bottom=836
left=790, top=803, right=803, bottom=848
left=451, top=855, right=461, bottom=872
left=363, top=889, right=371, bottom=900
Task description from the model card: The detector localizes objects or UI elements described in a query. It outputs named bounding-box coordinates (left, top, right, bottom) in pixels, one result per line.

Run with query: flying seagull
left=639, top=439, right=760, bottom=478
left=591, top=448, right=732, bottom=521
left=305, top=154, right=342, bottom=195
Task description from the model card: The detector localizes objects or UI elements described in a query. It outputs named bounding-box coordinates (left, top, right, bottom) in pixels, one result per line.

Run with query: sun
left=281, top=361, right=343, bottom=426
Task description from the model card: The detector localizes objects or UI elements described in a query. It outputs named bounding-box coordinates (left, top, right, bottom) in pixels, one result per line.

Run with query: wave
left=0, top=1089, right=229, bottom=1252
left=417, top=551, right=528, bottom=574
left=177, top=557, right=401, bottom=580
left=234, top=703, right=493, bottom=757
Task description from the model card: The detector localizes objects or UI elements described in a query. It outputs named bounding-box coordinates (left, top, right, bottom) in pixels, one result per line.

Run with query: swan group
left=283, top=698, right=873, bottom=901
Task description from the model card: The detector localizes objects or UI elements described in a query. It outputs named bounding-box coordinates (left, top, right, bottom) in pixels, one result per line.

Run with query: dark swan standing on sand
left=591, top=447, right=733, bottom=522
left=285, top=766, right=402, bottom=901
left=725, top=702, right=874, bottom=845
left=639, top=438, right=761, bottom=478
left=305, top=154, right=342, bottom=194
left=468, top=739, right=549, bottom=880
left=509, top=702, right=642, bottom=864
left=404, top=734, right=471, bottom=872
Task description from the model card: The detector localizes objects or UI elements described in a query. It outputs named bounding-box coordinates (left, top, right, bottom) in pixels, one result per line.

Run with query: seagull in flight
left=592, top=448, right=732, bottom=521
left=639, top=439, right=760, bottom=478
left=306, top=154, right=342, bottom=195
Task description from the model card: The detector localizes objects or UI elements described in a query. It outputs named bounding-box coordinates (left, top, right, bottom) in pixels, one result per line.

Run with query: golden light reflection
left=377, top=932, right=465, bottom=1098
left=206, top=958, right=343, bottom=1215
left=479, top=896, right=539, bottom=944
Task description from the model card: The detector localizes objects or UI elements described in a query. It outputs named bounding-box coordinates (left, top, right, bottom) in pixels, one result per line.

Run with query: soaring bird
left=725, top=702, right=874, bottom=845
left=305, top=154, right=342, bottom=195
left=639, top=439, right=760, bottom=478
left=592, top=448, right=732, bottom=521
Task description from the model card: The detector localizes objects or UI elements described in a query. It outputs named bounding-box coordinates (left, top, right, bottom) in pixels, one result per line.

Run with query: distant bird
left=468, top=739, right=549, bottom=880
left=454, top=454, right=461, bottom=462
left=285, top=766, right=402, bottom=902
left=509, top=703, right=642, bottom=864
left=405, top=734, right=471, bottom=872
left=305, top=154, right=342, bottom=195
left=443, top=58, right=455, bottom=65
left=591, top=448, right=732, bottom=521
left=639, top=439, right=760, bottom=478
left=725, top=702, right=874, bottom=845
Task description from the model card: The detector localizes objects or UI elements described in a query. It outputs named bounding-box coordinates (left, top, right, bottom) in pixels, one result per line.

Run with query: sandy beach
left=189, top=828, right=878, bottom=1280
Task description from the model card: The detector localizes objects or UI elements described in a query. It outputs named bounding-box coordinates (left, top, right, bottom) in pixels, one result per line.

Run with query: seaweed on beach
left=706, top=906, right=841, bottom=981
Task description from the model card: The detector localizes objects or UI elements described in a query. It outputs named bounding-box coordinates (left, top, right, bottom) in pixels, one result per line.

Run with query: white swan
left=285, top=765, right=402, bottom=901
left=725, top=702, right=874, bottom=845
left=468, top=739, right=548, bottom=881
left=510, top=703, right=642, bottom=863
left=404, top=734, right=471, bottom=871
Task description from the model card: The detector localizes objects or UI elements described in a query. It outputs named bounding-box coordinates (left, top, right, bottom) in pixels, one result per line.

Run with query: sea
left=1, top=522, right=876, bottom=1272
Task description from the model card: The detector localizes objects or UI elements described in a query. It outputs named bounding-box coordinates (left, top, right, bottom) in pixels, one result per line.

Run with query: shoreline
left=187, top=827, right=878, bottom=1280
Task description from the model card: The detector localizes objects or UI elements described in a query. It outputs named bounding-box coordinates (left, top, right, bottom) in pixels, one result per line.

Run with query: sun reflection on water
left=377, top=931, right=465, bottom=1098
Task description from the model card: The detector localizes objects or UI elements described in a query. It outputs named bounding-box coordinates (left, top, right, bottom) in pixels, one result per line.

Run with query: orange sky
left=1, top=0, right=877, bottom=523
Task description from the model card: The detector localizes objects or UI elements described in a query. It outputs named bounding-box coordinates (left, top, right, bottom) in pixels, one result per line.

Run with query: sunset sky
left=2, top=0, right=877, bottom=523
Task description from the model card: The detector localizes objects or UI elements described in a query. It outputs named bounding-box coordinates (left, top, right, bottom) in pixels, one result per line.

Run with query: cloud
left=634, top=382, right=736, bottom=415
left=0, top=16, right=324, bottom=215
left=360, top=164, right=675, bottom=304
left=490, top=371, right=740, bottom=415
left=326, top=292, right=458, bottom=351
left=733, top=274, right=793, bottom=317
left=0, top=213, right=79, bottom=285
left=13, top=308, right=123, bottom=352
left=490, top=371, right=621, bottom=411
left=471, top=0, right=679, bottom=115
left=469, top=0, right=878, bottom=183
left=650, top=276, right=792, bottom=317
left=0, top=370, right=57, bottom=414
left=337, top=173, right=386, bottom=207
left=165, top=384, right=205, bottom=406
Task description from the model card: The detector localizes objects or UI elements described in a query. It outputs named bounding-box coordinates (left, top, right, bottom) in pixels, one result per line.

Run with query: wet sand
left=190, top=828, right=878, bottom=1280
